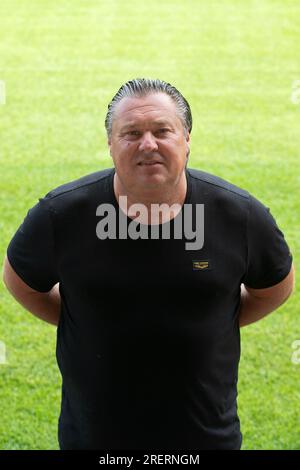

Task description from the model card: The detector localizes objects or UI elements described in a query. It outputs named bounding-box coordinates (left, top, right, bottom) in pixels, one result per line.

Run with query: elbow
left=279, top=263, right=296, bottom=305
left=2, top=255, right=9, bottom=289
left=287, top=265, right=296, bottom=298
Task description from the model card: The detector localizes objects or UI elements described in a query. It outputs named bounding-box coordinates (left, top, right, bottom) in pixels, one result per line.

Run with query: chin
left=139, top=175, right=167, bottom=188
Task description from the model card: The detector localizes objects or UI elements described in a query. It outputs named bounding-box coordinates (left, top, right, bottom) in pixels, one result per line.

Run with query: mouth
left=138, top=161, right=163, bottom=166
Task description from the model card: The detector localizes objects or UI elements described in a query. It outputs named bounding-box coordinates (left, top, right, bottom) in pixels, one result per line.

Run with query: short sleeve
left=243, top=195, right=293, bottom=289
left=6, top=198, right=59, bottom=292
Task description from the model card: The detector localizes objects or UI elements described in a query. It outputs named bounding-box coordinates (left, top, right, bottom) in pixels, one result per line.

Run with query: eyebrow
left=119, top=120, right=173, bottom=132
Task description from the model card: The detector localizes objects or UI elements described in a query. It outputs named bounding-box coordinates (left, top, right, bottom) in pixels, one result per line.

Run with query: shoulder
left=187, top=168, right=258, bottom=226
left=39, top=168, right=114, bottom=214
left=44, top=168, right=114, bottom=200
left=187, top=168, right=286, bottom=234
left=187, top=168, right=250, bottom=200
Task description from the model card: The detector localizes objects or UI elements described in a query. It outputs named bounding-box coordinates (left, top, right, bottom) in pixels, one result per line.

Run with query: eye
left=156, top=128, right=169, bottom=135
left=128, top=130, right=141, bottom=136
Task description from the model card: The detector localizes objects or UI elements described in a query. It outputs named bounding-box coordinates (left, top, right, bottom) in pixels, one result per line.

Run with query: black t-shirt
left=7, top=168, right=292, bottom=450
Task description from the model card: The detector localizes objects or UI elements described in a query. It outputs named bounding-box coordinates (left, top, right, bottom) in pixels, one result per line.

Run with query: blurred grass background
left=0, top=0, right=299, bottom=449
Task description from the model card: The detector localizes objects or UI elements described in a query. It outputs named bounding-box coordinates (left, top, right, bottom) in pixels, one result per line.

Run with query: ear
left=108, top=138, right=112, bottom=157
left=185, top=132, right=190, bottom=160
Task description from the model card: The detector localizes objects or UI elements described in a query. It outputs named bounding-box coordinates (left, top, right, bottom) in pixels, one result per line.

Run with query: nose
left=138, top=131, right=158, bottom=153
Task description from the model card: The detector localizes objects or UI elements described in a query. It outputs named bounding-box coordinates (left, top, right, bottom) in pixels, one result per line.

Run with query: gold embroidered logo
left=193, top=260, right=210, bottom=271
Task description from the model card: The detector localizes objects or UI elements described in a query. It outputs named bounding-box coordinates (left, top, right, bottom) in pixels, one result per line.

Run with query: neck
left=113, top=171, right=187, bottom=224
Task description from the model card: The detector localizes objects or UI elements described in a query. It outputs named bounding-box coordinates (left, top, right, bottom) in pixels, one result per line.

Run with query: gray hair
left=105, top=78, right=192, bottom=138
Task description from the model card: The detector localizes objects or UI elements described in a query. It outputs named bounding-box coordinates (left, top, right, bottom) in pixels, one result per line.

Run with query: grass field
left=0, top=0, right=299, bottom=450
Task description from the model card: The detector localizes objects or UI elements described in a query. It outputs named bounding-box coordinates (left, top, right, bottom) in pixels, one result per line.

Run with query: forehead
left=113, top=93, right=180, bottom=128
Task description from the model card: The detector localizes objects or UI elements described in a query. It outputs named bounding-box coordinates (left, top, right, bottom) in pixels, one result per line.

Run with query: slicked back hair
left=105, top=78, right=192, bottom=138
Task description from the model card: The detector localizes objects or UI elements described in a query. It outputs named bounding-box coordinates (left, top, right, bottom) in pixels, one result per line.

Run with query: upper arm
left=244, top=262, right=295, bottom=303
left=5, top=199, right=59, bottom=293
left=243, top=195, right=293, bottom=289
left=3, top=254, right=60, bottom=326
left=2, top=255, right=42, bottom=297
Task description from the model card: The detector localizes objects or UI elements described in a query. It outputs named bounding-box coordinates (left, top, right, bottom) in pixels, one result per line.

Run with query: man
left=3, top=78, right=294, bottom=450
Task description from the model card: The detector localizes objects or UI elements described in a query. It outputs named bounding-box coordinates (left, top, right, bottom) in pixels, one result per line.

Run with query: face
left=108, top=93, right=190, bottom=195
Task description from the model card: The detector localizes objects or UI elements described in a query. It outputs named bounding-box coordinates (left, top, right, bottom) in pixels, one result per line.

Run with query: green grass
left=0, top=0, right=299, bottom=450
